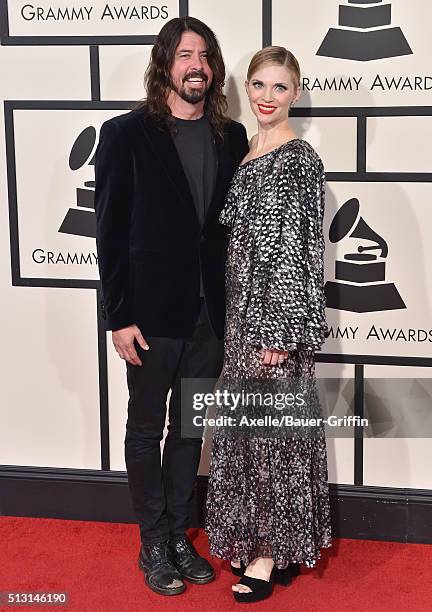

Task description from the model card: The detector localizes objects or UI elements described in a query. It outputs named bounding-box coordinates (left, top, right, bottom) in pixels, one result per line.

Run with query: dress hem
left=205, top=532, right=333, bottom=569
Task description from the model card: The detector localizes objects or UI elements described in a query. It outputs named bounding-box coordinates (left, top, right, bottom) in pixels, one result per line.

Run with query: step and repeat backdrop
left=1, top=0, right=431, bottom=490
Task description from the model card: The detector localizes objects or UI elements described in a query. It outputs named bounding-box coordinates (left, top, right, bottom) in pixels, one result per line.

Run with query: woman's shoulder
left=277, top=138, right=324, bottom=173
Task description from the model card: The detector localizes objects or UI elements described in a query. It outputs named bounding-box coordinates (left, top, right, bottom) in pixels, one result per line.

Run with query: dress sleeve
left=302, top=157, right=330, bottom=350
left=247, top=150, right=329, bottom=352
left=219, top=170, right=242, bottom=227
left=220, top=122, right=249, bottom=227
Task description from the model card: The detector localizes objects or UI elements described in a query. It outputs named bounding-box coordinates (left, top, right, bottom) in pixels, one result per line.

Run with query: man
left=94, top=16, right=248, bottom=596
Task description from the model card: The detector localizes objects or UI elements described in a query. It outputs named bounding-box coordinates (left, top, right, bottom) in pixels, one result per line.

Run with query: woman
left=205, top=46, right=332, bottom=603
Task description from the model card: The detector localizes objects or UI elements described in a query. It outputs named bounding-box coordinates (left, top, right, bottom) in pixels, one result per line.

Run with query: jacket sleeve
left=94, top=119, right=134, bottom=331
left=248, top=154, right=329, bottom=352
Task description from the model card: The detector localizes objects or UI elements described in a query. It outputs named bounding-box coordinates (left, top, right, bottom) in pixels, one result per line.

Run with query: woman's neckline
left=239, top=138, right=302, bottom=167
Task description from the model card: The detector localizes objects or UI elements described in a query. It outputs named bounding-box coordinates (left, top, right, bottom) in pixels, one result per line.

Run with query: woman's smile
left=257, top=104, right=277, bottom=114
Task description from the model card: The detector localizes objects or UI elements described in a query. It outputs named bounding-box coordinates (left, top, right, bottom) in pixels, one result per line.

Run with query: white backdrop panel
left=367, top=116, right=432, bottom=173
left=364, top=438, right=432, bottom=489
left=363, top=365, right=432, bottom=489
left=290, top=116, right=357, bottom=172
left=0, top=286, right=100, bottom=468
left=107, top=332, right=128, bottom=472
left=0, top=46, right=90, bottom=100
left=99, top=45, right=152, bottom=101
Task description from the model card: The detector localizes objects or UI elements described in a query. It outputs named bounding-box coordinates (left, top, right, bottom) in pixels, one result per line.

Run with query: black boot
left=138, top=541, right=186, bottom=596
left=168, top=535, right=215, bottom=584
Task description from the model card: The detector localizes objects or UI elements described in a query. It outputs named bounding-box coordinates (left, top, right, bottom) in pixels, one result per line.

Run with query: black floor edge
left=1, top=468, right=431, bottom=544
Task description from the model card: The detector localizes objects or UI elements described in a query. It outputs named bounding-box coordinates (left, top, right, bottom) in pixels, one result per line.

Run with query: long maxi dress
left=204, top=138, right=332, bottom=570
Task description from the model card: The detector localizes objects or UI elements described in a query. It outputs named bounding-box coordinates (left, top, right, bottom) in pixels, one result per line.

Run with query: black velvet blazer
left=94, top=107, right=249, bottom=339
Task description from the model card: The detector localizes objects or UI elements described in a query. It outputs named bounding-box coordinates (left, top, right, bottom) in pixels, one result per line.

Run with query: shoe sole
left=138, top=558, right=186, bottom=596
left=181, top=573, right=215, bottom=585
left=233, top=588, right=273, bottom=603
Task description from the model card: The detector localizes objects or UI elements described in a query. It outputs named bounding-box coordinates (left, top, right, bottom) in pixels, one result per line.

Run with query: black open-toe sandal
left=232, top=561, right=300, bottom=583
left=232, top=567, right=276, bottom=603
left=230, top=561, right=246, bottom=577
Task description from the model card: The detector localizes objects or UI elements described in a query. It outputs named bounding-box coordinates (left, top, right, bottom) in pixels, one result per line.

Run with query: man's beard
left=173, top=71, right=209, bottom=104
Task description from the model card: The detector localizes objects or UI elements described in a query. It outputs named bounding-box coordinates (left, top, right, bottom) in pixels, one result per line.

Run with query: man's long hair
left=136, top=17, right=228, bottom=138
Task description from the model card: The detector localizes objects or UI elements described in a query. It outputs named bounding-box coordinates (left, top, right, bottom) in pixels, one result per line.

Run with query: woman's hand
left=260, top=348, right=289, bottom=366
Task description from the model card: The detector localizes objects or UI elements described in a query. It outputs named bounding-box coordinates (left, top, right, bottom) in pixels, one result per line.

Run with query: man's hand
left=260, top=348, right=289, bottom=366
left=112, top=324, right=149, bottom=366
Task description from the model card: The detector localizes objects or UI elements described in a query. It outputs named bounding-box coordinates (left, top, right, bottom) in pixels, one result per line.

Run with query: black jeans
left=125, top=299, right=224, bottom=545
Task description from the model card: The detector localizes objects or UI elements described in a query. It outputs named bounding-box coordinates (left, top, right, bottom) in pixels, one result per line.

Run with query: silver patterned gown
left=204, top=139, right=332, bottom=569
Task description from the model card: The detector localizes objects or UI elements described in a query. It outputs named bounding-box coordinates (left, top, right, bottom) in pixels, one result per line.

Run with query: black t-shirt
left=172, top=115, right=218, bottom=295
left=172, top=115, right=217, bottom=228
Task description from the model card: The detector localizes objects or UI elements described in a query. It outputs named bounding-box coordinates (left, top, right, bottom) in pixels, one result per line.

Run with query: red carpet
left=1, top=517, right=431, bottom=611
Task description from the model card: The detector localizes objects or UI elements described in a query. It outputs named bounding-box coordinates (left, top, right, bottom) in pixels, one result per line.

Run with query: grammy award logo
left=324, top=198, right=406, bottom=312
left=58, top=126, right=97, bottom=238
left=317, top=0, right=413, bottom=61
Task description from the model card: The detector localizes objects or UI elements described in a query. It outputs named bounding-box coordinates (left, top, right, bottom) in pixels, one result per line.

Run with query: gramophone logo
left=317, top=0, right=413, bottom=61
left=324, top=198, right=406, bottom=312
left=59, top=126, right=97, bottom=239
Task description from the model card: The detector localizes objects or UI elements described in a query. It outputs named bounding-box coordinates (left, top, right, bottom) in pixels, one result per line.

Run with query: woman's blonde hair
left=246, top=46, right=301, bottom=88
